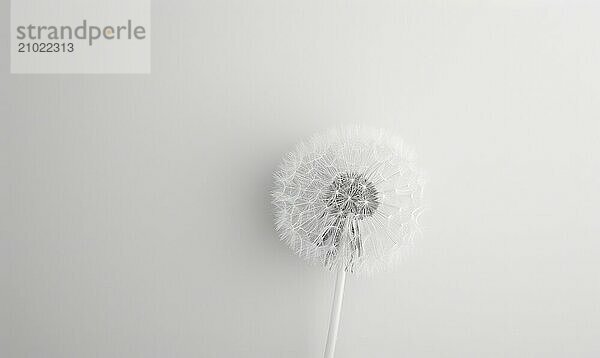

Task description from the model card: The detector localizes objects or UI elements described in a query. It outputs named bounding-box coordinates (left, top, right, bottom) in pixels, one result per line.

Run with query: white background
left=2, top=0, right=600, bottom=357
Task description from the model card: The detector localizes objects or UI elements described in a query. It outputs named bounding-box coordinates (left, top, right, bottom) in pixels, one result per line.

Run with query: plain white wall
left=2, top=1, right=600, bottom=357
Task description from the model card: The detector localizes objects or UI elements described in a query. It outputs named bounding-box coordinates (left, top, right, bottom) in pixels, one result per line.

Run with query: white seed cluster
left=272, top=126, right=424, bottom=274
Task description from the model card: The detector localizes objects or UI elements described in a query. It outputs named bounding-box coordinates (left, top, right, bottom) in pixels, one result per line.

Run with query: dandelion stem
left=324, top=266, right=346, bottom=358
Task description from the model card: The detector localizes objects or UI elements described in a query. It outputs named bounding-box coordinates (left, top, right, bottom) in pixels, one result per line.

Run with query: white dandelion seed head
left=272, top=126, right=425, bottom=274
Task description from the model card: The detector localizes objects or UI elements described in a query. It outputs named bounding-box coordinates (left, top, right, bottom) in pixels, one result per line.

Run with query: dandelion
left=272, top=126, right=425, bottom=273
left=272, top=126, right=425, bottom=358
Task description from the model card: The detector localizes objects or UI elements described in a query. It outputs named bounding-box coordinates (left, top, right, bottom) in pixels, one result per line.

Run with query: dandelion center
left=323, top=173, right=380, bottom=219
